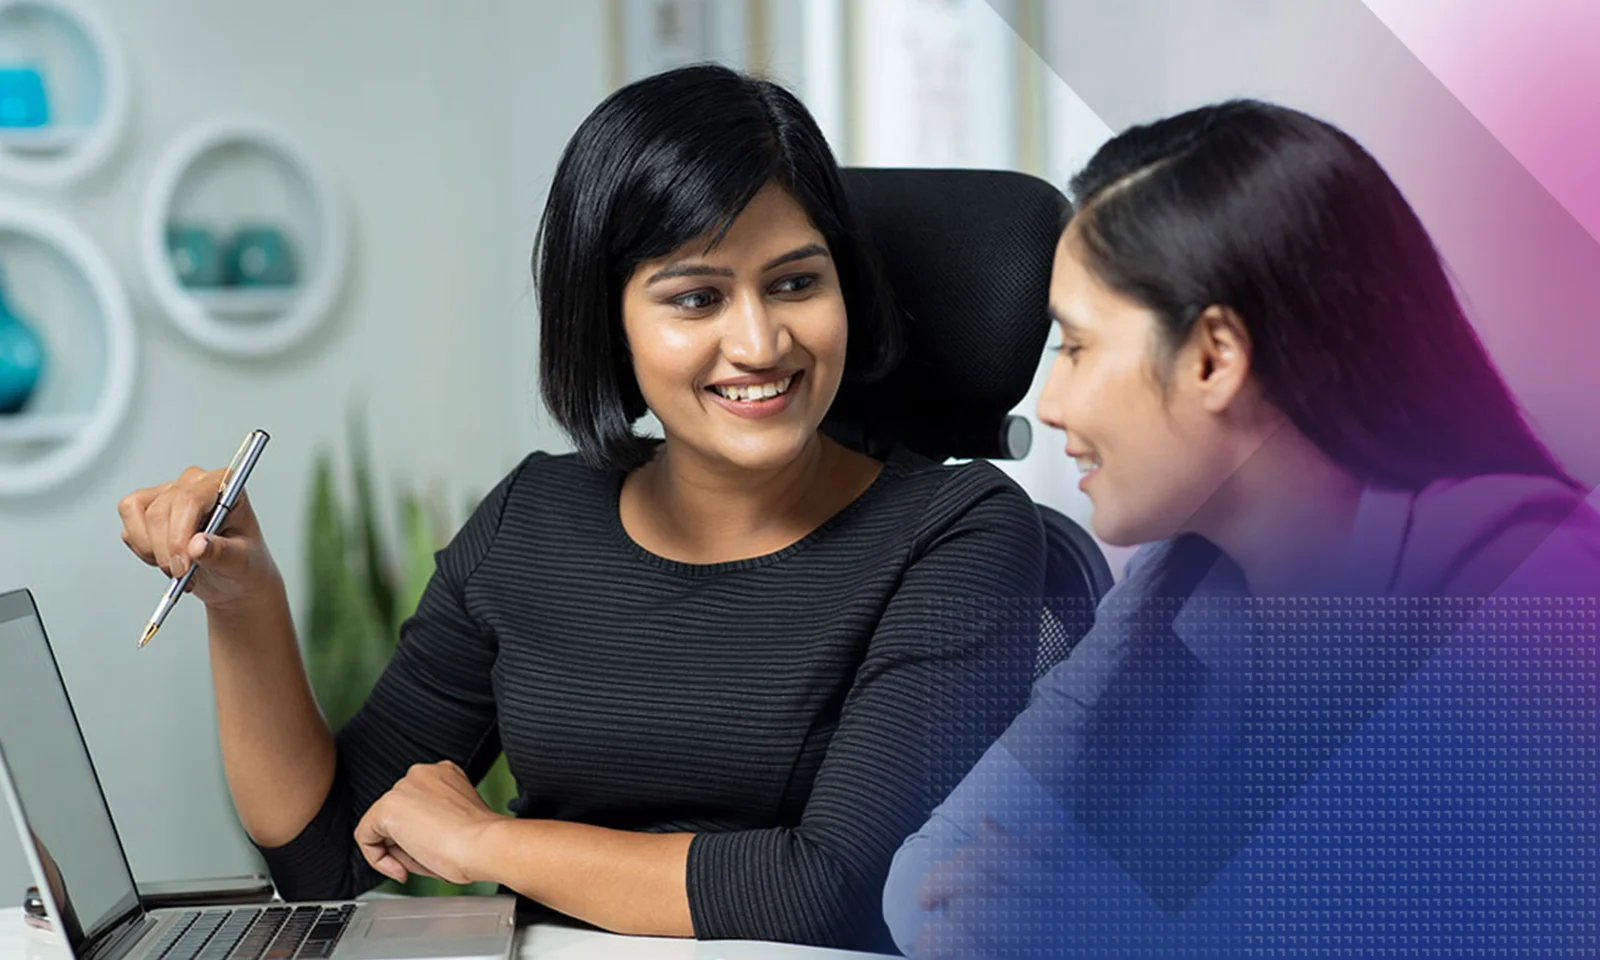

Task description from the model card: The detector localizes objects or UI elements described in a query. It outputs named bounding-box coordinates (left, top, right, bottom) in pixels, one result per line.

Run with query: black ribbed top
left=256, top=445, right=1044, bottom=951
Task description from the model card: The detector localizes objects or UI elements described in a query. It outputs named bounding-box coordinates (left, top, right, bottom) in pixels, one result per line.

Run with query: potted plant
left=301, top=415, right=517, bottom=896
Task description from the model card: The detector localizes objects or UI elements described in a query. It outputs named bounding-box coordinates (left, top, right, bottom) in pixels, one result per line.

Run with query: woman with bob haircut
left=115, top=65, right=1043, bottom=951
left=885, top=99, right=1600, bottom=957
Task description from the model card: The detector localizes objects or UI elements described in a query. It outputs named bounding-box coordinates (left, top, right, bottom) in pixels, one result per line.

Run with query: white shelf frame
left=0, top=412, right=89, bottom=442
left=0, top=0, right=130, bottom=188
left=0, top=199, right=136, bottom=497
left=183, top=286, right=303, bottom=317
left=140, top=117, right=347, bottom=359
left=0, top=125, right=91, bottom=152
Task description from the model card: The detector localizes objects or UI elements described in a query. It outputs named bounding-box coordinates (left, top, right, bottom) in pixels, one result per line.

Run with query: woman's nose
left=722, top=292, right=785, bottom=367
left=1036, top=356, right=1070, bottom=432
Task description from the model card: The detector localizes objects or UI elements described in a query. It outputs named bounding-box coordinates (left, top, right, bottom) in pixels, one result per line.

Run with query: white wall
left=0, top=0, right=601, bottom=897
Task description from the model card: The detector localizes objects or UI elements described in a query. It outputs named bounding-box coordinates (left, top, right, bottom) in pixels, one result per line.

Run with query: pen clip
left=218, top=431, right=259, bottom=502
left=143, top=429, right=267, bottom=648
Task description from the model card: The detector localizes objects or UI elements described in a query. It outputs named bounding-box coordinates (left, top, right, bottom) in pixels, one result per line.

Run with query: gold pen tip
left=138, top=623, right=157, bottom=648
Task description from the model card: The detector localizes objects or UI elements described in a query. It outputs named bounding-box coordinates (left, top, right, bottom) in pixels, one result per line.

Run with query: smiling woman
left=113, top=64, right=1045, bottom=954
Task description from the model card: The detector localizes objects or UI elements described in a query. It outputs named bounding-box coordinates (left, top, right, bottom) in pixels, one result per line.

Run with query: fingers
left=130, top=477, right=185, bottom=577
left=117, top=467, right=232, bottom=579
left=167, top=493, right=208, bottom=580
left=117, top=489, right=158, bottom=566
left=354, top=811, right=408, bottom=884
left=354, top=796, right=450, bottom=887
left=145, top=487, right=178, bottom=577
left=368, top=848, right=409, bottom=885
left=390, top=847, right=433, bottom=879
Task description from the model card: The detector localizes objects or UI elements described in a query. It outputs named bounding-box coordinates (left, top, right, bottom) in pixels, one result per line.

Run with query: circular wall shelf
left=0, top=0, right=130, bottom=188
left=0, top=199, right=135, bottom=497
left=140, top=117, right=347, bottom=358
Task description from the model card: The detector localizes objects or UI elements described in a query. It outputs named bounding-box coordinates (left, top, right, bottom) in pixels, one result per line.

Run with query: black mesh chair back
left=835, top=168, right=1112, bottom=675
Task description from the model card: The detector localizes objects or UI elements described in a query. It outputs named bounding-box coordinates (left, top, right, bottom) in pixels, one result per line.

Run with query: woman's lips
left=1067, top=448, right=1100, bottom=492
left=705, top=370, right=803, bottom=420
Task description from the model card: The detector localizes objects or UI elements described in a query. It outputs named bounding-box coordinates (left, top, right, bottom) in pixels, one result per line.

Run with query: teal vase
left=0, top=266, right=45, bottom=415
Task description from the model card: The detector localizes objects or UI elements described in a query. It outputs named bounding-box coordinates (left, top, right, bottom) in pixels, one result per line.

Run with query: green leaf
left=304, top=452, right=343, bottom=663
left=304, top=453, right=361, bottom=727
left=395, top=489, right=437, bottom=645
left=303, top=445, right=386, bottom=730
left=349, top=410, right=396, bottom=639
left=478, top=754, right=519, bottom=815
left=301, top=417, right=517, bottom=898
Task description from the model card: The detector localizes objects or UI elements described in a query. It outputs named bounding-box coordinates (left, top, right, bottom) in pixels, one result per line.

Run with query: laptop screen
left=0, top=590, right=143, bottom=952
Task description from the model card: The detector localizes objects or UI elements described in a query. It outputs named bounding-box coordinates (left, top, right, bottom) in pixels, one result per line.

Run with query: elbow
left=253, top=830, right=371, bottom=905
left=883, top=833, right=936, bottom=956
left=689, top=830, right=897, bottom=951
left=759, top=835, right=918, bottom=952
left=262, top=864, right=358, bottom=905
left=784, top=856, right=891, bottom=951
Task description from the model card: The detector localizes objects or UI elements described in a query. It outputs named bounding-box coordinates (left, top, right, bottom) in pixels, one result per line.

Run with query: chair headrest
left=828, top=168, right=1070, bottom=461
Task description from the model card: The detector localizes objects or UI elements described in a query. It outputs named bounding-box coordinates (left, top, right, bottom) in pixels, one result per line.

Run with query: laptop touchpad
left=368, top=913, right=505, bottom=939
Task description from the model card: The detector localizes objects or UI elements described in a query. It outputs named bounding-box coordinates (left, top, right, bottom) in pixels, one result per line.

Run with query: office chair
left=831, top=168, right=1114, bottom=677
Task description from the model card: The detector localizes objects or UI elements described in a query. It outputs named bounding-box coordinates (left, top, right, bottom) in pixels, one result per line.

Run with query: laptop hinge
left=82, top=914, right=157, bottom=960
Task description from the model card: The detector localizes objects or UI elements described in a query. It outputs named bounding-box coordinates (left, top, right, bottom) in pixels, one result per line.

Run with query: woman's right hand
left=117, top=466, right=280, bottom=612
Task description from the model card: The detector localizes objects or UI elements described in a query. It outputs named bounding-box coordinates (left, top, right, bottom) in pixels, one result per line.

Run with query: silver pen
left=138, top=429, right=270, bottom=648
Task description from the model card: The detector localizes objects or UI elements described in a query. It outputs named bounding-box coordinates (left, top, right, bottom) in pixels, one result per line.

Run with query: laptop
left=0, top=588, right=516, bottom=960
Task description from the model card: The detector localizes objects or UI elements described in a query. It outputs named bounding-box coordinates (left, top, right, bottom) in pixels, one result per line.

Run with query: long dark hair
left=534, top=64, right=901, bottom=472
left=1067, top=99, right=1571, bottom=489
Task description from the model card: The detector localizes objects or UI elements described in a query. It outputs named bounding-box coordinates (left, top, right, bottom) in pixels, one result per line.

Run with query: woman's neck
left=622, top=432, right=880, bottom=564
left=1191, top=428, right=1366, bottom=597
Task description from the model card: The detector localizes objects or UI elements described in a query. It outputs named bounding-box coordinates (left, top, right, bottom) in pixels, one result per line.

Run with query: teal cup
left=226, top=225, right=298, bottom=287
left=165, top=224, right=226, bottom=288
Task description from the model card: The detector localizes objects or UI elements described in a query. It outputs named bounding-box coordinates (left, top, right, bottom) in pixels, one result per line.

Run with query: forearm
left=474, top=820, right=693, bottom=937
left=206, top=578, right=336, bottom=847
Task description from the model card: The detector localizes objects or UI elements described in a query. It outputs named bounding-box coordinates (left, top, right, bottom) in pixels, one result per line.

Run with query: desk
left=0, top=909, right=888, bottom=959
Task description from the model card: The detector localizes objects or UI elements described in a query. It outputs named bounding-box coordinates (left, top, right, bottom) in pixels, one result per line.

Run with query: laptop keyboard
left=145, top=903, right=356, bottom=960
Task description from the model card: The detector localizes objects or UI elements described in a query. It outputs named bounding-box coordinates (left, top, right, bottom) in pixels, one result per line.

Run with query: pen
left=138, top=429, right=270, bottom=649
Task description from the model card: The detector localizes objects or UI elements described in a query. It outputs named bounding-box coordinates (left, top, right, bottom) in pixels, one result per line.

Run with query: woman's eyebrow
left=760, top=243, right=829, bottom=272
left=645, top=262, right=734, bottom=285
left=1049, top=305, right=1084, bottom=335
left=644, top=244, right=829, bottom=287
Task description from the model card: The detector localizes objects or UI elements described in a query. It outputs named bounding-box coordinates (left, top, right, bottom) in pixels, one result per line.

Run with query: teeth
left=714, top=375, right=793, bottom=402
left=1075, top=455, right=1100, bottom=473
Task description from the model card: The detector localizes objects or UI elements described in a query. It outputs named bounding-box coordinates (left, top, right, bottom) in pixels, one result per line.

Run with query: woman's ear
left=1189, top=305, right=1253, bottom=414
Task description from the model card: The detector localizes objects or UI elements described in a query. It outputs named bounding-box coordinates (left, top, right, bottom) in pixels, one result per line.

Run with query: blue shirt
left=884, top=476, right=1600, bottom=958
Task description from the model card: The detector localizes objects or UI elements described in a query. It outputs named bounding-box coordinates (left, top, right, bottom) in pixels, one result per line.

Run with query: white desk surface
left=0, top=908, right=889, bottom=959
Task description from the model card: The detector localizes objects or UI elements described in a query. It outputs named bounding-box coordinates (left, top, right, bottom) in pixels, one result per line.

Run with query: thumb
left=188, top=532, right=239, bottom=568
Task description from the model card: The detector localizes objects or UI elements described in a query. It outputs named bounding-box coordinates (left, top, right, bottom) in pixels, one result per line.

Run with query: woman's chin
left=711, top=428, right=819, bottom=472
left=1087, top=503, right=1151, bottom=549
left=1089, top=518, right=1135, bottom=548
